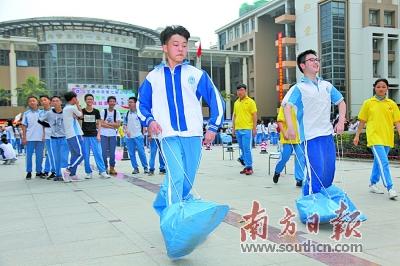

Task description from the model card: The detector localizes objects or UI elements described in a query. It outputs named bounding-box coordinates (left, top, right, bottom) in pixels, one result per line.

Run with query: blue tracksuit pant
left=371, top=145, right=393, bottom=191
left=274, top=143, right=305, bottom=182
left=50, top=137, right=69, bottom=177
left=149, top=138, right=165, bottom=171
left=66, top=136, right=84, bottom=176
left=83, top=136, right=106, bottom=174
left=26, top=141, right=44, bottom=173
left=236, top=129, right=253, bottom=169
left=126, top=136, right=148, bottom=170
left=44, top=139, right=55, bottom=173
left=302, top=135, right=336, bottom=196
left=100, top=135, right=117, bottom=169
left=153, top=136, right=202, bottom=216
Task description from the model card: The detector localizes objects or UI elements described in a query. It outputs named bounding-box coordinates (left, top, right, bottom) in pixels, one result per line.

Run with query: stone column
left=9, top=42, right=18, bottom=106
left=225, top=56, right=231, bottom=119
left=242, top=57, right=248, bottom=85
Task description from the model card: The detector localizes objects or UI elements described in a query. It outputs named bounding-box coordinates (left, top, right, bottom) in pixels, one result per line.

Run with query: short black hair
left=297, top=49, right=317, bottom=73
left=50, top=95, right=61, bottom=101
left=84, top=93, right=94, bottom=100
left=27, top=95, right=38, bottom=102
left=160, top=25, right=190, bottom=45
left=39, top=95, right=50, bottom=100
left=236, top=84, right=247, bottom=90
left=1, top=134, right=8, bottom=144
left=128, top=96, right=137, bottom=102
left=64, top=91, right=77, bottom=102
left=373, top=78, right=389, bottom=88
left=107, top=96, right=116, bottom=102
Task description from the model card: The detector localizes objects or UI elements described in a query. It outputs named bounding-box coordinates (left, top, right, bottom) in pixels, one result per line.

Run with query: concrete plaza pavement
left=0, top=144, right=399, bottom=265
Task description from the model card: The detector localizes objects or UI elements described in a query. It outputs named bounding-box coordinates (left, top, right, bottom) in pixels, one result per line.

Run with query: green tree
left=0, top=87, right=11, bottom=106
left=17, top=76, right=48, bottom=106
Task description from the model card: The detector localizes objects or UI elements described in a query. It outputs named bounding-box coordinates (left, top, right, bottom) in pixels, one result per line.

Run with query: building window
left=219, top=32, right=227, bottom=50
left=373, top=60, right=379, bottom=77
left=242, top=21, right=249, bottom=35
left=250, top=18, right=255, bottom=31
left=369, top=10, right=379, bottom=26
left=228, top=29, right=233, bottom=41
left=388, top=61, right=395, bottom=78
left=384, top=11, right=394, bottom=27
left=234, top=25, right=240, bottom=39
left=249, top=38, right=254, bottom=51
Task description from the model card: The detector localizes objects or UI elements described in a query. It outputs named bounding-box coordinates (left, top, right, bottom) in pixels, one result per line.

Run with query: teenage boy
left=39, top=96, right=69, bottom=181
left=123, top=96, right=149, bottom=174
left=100, top=96, right=121, bottom=175
left=232, top=84, right=258, bottom=175
left=61, top=91, right=84, bottom=182
left=39, top=95, right=55, bottom=178
left=137, top=25, right=225, bottom=215
left=81, top=94, right=111, bottom=179
left=21, top=96, right=44, bottom=179
left=283, top=49, right=346, bottom=195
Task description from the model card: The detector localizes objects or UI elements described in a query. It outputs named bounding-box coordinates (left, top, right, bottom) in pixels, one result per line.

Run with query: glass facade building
left=319, top=1, right=347, bottom=101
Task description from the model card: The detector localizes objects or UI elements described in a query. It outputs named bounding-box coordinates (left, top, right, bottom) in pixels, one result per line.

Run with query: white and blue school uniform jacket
left=282, top=76, right=344, bottom=142
left=137, top=61, right=225, bottom=138
left=22, top=109, right=44, bottom=141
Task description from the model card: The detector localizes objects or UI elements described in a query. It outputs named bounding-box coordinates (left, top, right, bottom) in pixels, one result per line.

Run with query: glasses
left=304, top=58, right=321, bottom=63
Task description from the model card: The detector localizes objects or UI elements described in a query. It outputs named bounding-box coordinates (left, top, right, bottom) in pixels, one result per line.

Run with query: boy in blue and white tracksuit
left=61, top=91, right=84, bottom=182
left=39, top=96, right=69, bottom=181
left=283, top=49, right=346, bottom=196
left=39, top=95, right=55, bottom=178
left=123, top=96, right=149, bottom=174
left=21, top=96, right=44, bottom=179
left=137, top=26, right=225, bottom=215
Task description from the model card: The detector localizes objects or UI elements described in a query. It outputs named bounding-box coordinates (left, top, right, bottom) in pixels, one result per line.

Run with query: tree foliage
left=17, top=76, right=48, bottom=106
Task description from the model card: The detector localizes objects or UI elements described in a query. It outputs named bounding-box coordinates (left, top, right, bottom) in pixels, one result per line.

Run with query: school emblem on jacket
left=188, top=76, right=196, bottom=86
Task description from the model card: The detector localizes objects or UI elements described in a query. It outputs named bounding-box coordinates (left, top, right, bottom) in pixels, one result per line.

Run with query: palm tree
left=17, top=76, right=48, bottom=106
left=0, top=87, right=11, bottom=106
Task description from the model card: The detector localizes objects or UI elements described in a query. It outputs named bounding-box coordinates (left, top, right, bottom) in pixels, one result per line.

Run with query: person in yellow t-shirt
left=353, top=78, right=400, bottom=200
left=232, top=84, right=257, bottom=175
left=272, top=106, right=305, bottom=187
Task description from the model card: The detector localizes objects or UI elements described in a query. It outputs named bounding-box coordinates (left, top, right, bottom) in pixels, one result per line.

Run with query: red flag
left=196, top=43, right=202, bottom=57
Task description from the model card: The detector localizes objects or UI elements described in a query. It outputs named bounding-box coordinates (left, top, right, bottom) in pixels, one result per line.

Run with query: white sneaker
left=388, top=189, right=398, bottom=200
left=85, top=173, right=93, bottom=179
left=369, top=184, right=384, bottom=194
left=70, top=175, right=82, bottom=182
left=61, top=168, right=71, bottom=182
left=99, top=172, right=111, bottom=179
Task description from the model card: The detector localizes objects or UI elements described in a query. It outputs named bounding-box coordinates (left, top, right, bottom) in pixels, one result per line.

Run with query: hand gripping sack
left=320, top=185, right=367, bottom=222
left=296, top=192, right=340, bottom=224
left=160, top=198, right=229, bottom=259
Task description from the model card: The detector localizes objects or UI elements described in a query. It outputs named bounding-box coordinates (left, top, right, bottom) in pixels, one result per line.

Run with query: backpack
left=103, top=109, right=117, bottom=122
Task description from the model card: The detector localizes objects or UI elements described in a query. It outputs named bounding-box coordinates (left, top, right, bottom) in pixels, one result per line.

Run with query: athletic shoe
left=237, top=158, right=245, bottom=166
left=148, top=170, right=154, bottom=176
left=144, top=168, right=150, bottom=174
left=245, top=168, right=253, bottom=175
left=132, top=168, right=139, bottom=174
left=369, top=184, right=384, bottom=194
left=296, top=180, right=303, bottom=187
left=47, top=172, right=56, bottom=180
left=99, top=172, right=111, bottom=179
left=26, top=172, right=32, bottom=180
left=159, top=169, right=166, bottom=175
left=109, top=167, right=117, bottom=175
left=43, top=172, right=49, bottom=177
left=388, top=189, right=398, bottom=200
left=61, top=168, right=71, bottom=182
left=240, top=168, right=247, bottom=174
left=273, top=172, right=280, bottom=184
left=36, top=172, right=45, bottom=179
left=85, top=173, right=93, bottom=179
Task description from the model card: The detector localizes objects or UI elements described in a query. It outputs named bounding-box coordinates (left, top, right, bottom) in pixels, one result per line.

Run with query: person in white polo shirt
left=61, top=91, right=84, bottom=182
left=100, top=96, right=121, bottom=175
left=21, top=96, right=45, bottom=180
left=123, top=96, right=149, bottom=174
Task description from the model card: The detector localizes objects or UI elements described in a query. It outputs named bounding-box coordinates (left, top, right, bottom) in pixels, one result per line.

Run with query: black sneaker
left=43, top=172, right=49, bottom=177
left=273, top=172, right=280, bottom=184
left=144, top=168, right=150, bottom=174
left=240, top=168, right=247, bottom=174
left=159, top=169, right=166, bottom=175
left=132, top=168, right=139, bottom=174
left=237, top=158, right=245, bottom=166
left=36, top=172, right=46, bottom=179
left=296, top=180, right=303, bottom=187
left=26, top=172, right=32, bottom=180
left=47, top=172, right=56, bottom=180
left=148, top=170, right=155, bottom=176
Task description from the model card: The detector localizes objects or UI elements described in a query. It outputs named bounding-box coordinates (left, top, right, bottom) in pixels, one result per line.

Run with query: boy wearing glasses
left=282, top=49, right=346, bottom=196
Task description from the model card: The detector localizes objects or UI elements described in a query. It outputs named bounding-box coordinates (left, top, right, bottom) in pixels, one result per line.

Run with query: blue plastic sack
left=320, top=185, right=367, bottom=221
left=160, top=198, right=229, bottom=259
left=296, top=192, right=340, bottom=224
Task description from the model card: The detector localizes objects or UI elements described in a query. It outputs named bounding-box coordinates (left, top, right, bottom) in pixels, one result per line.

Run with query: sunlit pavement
left=0, top=145, right=398, bottom=265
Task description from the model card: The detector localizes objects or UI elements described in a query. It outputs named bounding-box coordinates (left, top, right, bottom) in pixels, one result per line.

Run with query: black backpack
left=103, top=109, right=117, bottom=122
